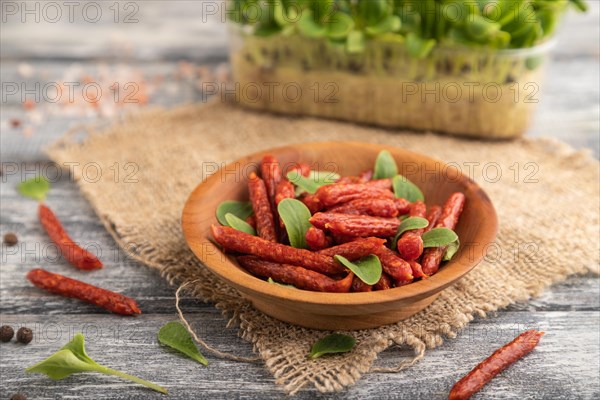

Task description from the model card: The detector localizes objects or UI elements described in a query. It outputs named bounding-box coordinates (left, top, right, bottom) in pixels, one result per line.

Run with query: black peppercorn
left=0, top=325, right=14, bottom=342
left=16, top=327, right=33, bottom=344
left=3, top=232, right=18, bottom=246
left=11, top=393, right=27, bottom=400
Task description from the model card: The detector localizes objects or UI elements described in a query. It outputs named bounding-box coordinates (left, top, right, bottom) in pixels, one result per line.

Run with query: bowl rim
left=182, top=141, right=498, bottom=307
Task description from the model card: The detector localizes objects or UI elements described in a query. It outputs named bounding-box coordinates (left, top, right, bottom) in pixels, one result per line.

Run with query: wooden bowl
left=182, top=142, right=497, bottom=330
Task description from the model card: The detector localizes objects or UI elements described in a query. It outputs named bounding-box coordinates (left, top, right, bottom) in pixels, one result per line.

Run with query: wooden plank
left=0, top=311, right=597, bottom=399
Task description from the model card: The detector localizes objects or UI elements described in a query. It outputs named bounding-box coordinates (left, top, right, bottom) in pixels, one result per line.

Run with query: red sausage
left=275, top=180, right=295, bottom=205
left=422, top=193, right=465, bottom=276
left=316, top=183, right=394, bottom=207
left=373, top=272, right=393, bottom=290
left=310, top=213, right=400, bottom=238
left=448, top=330, right=544, bottom=400
left=351, top=276, right=373, bottom=292
left=305, top=227, right=331, bottom=251
left=394, top=198, right=411, bottom=215
left=27, top=269, right=140, bottom=315
left=245, top=215, right=257, bottom=229
left=248, top=172, right=277, bottom=242
left=396, top=201, right=427, bottom=260
left=39, top=204, right=102, bottom=270
left=328, top=198, right=399, bottom=218
left=298, top=193, right=323, bottom=215
left=373, top=246, right=413, bottom=283
left=238, top=256, right=353, bottom=293
left=261, top=155, right=281, bottom=208
left=211, top=225, right=344, bottom=275
left=424, top=205, right=442, bottom=232
left=408, top=260, right=425, bottom=279
left=288, top=162, right=311, bottom=177
left=317, top=237, right=386, bottom=260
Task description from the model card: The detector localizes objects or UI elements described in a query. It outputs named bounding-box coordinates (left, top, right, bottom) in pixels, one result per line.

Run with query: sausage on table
left=39, top=204, right=102, bottom=270
left=448, top=330, right=544, bottom=400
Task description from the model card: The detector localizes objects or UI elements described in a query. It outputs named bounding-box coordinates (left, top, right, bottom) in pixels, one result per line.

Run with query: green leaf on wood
left=443, top=238, right=460, bottom=261
left=308, top=333, right=356, bottom=359
left=26, top=333, right=167, bottom=394
left=278, top=198, right=312, bottom=248
left=216, top=201, right=253, bottom=226
left=392, top=175, right=424, bottom=203
left=267, top=277, right=297, bottom=289
left=158, top=321, right=208, bottom=366
left=225, top=213, right=256, bottom=236
left=422, top=228, right=458, bottom=248
left=334, top=255, right=382, bottom=285
left=17, top=176, right=50, bottom=201
left=392, top=217, right=429, bottom=249
left=373, top=150, right=398, bottom=179
left=286, top=170, right=339, bottom=195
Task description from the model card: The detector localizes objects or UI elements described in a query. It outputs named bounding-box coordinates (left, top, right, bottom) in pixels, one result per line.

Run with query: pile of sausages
left=211, top=155, right=465, bottom=293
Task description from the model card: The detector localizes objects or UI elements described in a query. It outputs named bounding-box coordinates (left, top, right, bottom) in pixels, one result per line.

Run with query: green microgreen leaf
left=286, top=170, right=339, bottom=195
left=225, top=213, right=256, bottom=236
left=358, top=0, right=388, bottom=26
left=308, top=333, right=356, bottom=359
left=309, top=170, right=341, bottom=183
left=405, top=32, right=436, bottom=59
left=229, top=0, right=587, bottom=54
left=273, top=0, right=288, bottom=27
left=442, top=237, right=461, bottom=261
left=570, top=0, right=588, bottom=12
left=373, top=150, right=398, bottom=179
left=365, top=15, right=401, bottom=36
left=346, top=30, right=365, bottom=53
left=216, top=201, right=253, bottom=226
left=26, top=333, right=167, bottom=394
left=465, top=15, right=501, bottom=41
left=158, top=321, right=208, bottom=366
left=297, top=10, right=327, bottom=38
left=17, top=176, right=50, bottom=201
left=422, top=228, right=458, bottom=248
left=327, top=11, right=354, bottom=39
left=277, top=198, right=312, bottom=248
left=392, top=175, right=424, bottom=203
left=392, top=217, right=429, bottom=249
left=334, top=255, right=381, bottom=285
left=267, top=277, right=297, bottom=289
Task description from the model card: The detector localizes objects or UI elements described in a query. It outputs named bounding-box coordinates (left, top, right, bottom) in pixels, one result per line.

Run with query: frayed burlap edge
left=46, top=102, right=600, bottom=395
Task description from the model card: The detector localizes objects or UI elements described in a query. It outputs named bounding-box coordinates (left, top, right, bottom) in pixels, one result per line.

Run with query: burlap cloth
left=47, top=102, right=600, bottom=395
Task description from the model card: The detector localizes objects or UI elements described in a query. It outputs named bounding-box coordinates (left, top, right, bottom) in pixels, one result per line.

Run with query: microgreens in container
left=227, top=0, right=587, bottom=138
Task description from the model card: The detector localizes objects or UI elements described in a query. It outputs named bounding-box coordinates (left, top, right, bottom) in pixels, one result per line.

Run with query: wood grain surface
left=1, top=1, right=598, bottom=399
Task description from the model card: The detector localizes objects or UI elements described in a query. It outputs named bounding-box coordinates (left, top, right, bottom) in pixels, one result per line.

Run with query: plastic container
left=228, top=24, right=554, bottom=139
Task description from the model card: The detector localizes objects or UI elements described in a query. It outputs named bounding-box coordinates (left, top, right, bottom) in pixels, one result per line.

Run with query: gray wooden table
left=1, top=2, right=599, bottom=399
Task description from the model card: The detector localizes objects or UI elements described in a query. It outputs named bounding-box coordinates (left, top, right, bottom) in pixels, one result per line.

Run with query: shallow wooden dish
left=182, top=142, right=497, bottom=330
